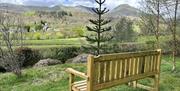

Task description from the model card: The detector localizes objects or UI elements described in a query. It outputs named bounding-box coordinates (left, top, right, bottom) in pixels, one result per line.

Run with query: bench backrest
left=86, top=49, right=161, bottom=91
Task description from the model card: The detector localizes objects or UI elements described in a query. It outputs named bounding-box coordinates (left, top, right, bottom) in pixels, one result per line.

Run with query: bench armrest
left=65, top=68, right=88, bottom=79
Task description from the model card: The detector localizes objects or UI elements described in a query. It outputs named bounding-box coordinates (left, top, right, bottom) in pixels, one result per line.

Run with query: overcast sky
left=0, top=0, right=140, bottom=9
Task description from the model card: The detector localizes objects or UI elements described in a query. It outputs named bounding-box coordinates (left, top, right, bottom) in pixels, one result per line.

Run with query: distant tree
left=161, top=0, right=179, bottom=71
left=140, top=0, right=161, bottom=48
left=139, top=13, right=157, bottom=35
left=113, top=17, right=137, bottom=42
left=140, top=0, right=179, bottom=71
left=85, top=0, right=112, bottom=55
left=0, top=13, right=24, bottom=77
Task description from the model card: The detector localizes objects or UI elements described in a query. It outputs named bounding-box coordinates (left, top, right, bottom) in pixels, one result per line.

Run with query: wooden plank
left=133, top=57, right=138, bottom=75
left=94, top=72, right=158, bottom=91
left=130, top=58, right=134, bottom=76
left=142, top=56, right=148, bottom=72
left=120, top=59, right=123, bottom=78
left=105, top=61, right=110, bottom=82
left=157, top=49, right=162, bottom=73
left=65, top=68, right=88, bottom=79
left=144, top=56, right=149, bottom=73
left=114, top=60, right=118, bottom=80
left=126, top=58, right=130, bottom=77
left=73, top=80, right=86, bottom=85
left=136, top=57, right=140, bottom=74
left=136, top=83, right=155, bottom=91
left=94, top=50, right=159, bottom=62
left=150, top=55, right=153, bottom=72
left=154, top=55, right=158, bottom=71
left=93, top=62, right=99, bottom=85
left=153, top=55, right=157, bottom=71
left=139, top=57, right=144, bottom=74
left=124, top=59, right=127, bottom=78
left=110, top=61, right=116, bottom=81
left=74, top=82, right=86, bottom=87
left=154, top=74, right=160, bottom=91
left=116, top=60, right=121, bottom=79
left=69, top=74, right=74, bottom=91
left=99, top=62, right=105, bottom=83
left=87, top=55, right=94, bottom=91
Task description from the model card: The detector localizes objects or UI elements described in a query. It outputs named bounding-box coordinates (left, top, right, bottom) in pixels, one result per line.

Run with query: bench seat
left=72, top=80, right=87, bottom=91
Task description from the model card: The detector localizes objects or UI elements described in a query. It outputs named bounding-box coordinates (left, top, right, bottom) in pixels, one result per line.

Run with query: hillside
left=109, top=4, right=140, bottom=17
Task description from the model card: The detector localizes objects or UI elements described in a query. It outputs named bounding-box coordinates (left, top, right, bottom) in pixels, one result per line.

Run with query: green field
left=0, top=56, right=180, bottom=91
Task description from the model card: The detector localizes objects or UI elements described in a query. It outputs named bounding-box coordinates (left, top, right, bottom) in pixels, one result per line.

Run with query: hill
left=109, top=4, right=140, bottom=17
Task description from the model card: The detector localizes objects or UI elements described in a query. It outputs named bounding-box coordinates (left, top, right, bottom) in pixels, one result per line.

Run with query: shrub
left=113, top=17, right=137, bottom=42
left=72, top=26, right=85, bottom=37
left=15, top=47, right=41, bottom=67
left=39, top=47, right=80, bottom=63
left=165, top=39, right=180, bottom=56
left=33, top=32, right=41, bottom=40
left=100, top=43, right=148, bottom=54
left=55, top=47, right=80, bottom=63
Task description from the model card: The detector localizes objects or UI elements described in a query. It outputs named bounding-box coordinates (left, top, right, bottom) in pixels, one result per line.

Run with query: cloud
left=0, top=0, right=140, bottom=9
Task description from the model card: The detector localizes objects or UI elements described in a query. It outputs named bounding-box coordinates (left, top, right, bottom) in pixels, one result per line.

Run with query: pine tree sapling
left=85, top=0, right=112, bottom=55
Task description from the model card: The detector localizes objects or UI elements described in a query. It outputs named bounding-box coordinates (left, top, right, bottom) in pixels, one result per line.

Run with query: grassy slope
left=0, top=56, right=180, bottom=91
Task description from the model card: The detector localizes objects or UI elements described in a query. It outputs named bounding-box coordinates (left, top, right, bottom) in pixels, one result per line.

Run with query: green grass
left=22, top=38, right=86, bottom=46
left=0, top=38, right=87, bottom=49
left=0, top=56, right=180, bottom=91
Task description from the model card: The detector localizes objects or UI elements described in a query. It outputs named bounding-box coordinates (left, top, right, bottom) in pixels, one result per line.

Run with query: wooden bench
left=65, top=49, right=162, bottom=91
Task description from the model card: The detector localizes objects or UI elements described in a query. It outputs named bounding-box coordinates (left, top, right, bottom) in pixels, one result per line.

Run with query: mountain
left=75, top=5, right=94, bottom=13
left=109, top=4, right=140, bottom=17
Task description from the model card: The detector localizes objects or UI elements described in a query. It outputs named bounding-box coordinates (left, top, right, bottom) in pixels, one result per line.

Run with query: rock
left=67, top=54, right=89, bottom=63
left=34, top=58, right=62, bottom=67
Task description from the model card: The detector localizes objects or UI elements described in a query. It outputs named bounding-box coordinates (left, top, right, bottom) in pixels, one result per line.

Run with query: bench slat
left=105, top=61, right=110, bottom=82
left=99, top=62, right=105, bottom=83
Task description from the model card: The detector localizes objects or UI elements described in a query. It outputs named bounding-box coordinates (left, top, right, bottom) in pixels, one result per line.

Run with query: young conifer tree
left=85, top=0, right=112, bottom=55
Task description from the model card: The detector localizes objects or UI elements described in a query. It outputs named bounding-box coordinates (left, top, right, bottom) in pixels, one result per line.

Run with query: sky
left=0, top=0, right=140, bottom=9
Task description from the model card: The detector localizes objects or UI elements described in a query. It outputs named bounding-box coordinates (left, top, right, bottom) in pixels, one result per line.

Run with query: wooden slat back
left=87, top=49, right=161, bottom=91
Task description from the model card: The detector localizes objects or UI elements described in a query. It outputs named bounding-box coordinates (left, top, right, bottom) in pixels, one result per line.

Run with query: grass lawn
left=0, top=56, right=180, bottom=91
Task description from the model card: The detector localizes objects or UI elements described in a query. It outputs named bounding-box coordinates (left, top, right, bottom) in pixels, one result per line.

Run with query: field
left=0, top=56, right=180, bottom=91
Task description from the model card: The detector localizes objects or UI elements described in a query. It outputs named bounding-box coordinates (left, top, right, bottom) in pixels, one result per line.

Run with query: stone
left=34, top=58, right=62, bottom=67
left=67, top=54, right=89, bottom=63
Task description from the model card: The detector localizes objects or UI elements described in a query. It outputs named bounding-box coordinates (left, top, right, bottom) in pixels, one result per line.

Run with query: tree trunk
left=172, top=0, right=178, bottom=72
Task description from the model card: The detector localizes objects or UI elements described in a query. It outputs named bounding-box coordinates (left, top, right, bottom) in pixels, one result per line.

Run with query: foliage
left=113, top=17, right=137, bottom=42
left=15, top=47, right=41, bottom=67
left=23, top=11, right=36, bottom=17
left=0, top=13, right=23, bottom=76
left=37, top=10, right=69, bottom=18
left=72, top=26, right=85, bottom=37
left=39, top=47, right=80, bottom=63
left=85, top=0, right=112, bottom=55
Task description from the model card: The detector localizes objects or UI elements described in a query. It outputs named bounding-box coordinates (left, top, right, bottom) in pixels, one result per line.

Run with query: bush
left=39, top=47, right=80, bottom=63
left=164, top=39, right=180, bottom=56
left=55, top=47, right=79, bottom=63
left=33, top=32, right=41, bottom=40
left=15, top=47, right=41, bottom=67
left=82, top=43, right=148, bottom=54
left=100, top=43, right=147, bottom=54
left=113, top=17, right=137, bottom=42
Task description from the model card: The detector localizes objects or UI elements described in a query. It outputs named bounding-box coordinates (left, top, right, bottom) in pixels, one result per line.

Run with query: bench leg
left=69, top=74, right=74, bottom=91
left=132, top=81, right=137, bottom=88
left=154, top=74, right=160, bottom=91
